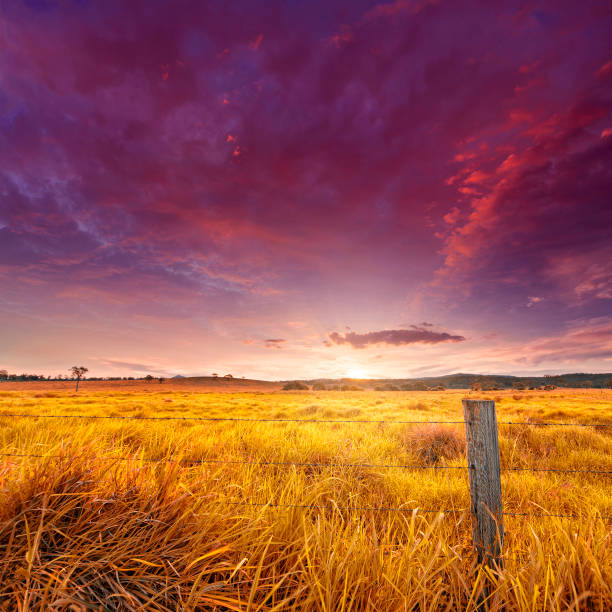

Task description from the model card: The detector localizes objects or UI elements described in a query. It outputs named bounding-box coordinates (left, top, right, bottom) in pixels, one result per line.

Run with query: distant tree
left=282, top=381, right=309, bottom=390
left=224, top=374, right=233, bottom=378
left=0, top=370, right=7, bottom=381
left=145, top=374, right=154, bottom=381
left=312, top=382, right=327, bottom=391
left=70, top=366, right=88, bottom=392
left=212, top=373, right=218, bottom=378
left=159, top=377, right=165, bottom=384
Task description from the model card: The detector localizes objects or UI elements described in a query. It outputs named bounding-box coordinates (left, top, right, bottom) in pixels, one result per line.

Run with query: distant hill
left=170, top=376, right=280, bottom=390
left=301, top=372, right=612, bottom=390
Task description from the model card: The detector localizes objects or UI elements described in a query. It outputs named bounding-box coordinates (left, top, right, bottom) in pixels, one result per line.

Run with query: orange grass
left=0, top=385, right=610, bottom=610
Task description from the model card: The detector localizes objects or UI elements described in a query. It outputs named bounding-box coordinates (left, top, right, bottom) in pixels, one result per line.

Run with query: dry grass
left=0, top=385, right=610, bottom=610
left=397, top=424, right=466, bottom=464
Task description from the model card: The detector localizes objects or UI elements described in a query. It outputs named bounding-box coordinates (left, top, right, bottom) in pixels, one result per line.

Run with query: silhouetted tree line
left=0, top=370, right=165, bottom=383
left=303, top=373, right=612, bottom=390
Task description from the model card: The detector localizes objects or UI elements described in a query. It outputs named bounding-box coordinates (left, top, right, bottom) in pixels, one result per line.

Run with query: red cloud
left=437, top=94, right=612, bottom=303
left=496, top=153, right=523, bottom=174
left=463, top=170, right=489, bottom=184
left=443, top=206, right=460, bottom=225
left=597, top=61, right=612, bottom=79
left=365, top=0, right=412, bottom=20
left=364, top=0, right=433, bottom=20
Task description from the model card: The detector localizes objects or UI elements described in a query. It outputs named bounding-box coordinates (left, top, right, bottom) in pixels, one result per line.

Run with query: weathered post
left=462, top=399, right=503, bottom=566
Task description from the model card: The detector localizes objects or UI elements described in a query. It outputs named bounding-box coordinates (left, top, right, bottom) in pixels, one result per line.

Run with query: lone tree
left=70, top=366, right=88, bottom=392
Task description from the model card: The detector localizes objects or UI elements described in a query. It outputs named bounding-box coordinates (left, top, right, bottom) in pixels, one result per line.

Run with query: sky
left=1, top=0, right=611, bottom=380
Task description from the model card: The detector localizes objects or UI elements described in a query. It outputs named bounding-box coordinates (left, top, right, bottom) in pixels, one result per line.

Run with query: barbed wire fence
left=1, top=400, right=611, bottom=565
left=1, top=451, right=611, bottom=477
left=1, top=412, right=611, bottom=427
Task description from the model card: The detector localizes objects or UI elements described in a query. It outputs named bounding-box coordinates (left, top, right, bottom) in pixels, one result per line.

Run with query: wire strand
left=499, top=421, right=612, bottom=428
left=1, top=452, right=610, bottom=475
left=226, top=501, right=464, bottom=513
left=227, top=501, right=612, bottom=519
left=1, top=413, right=611, bottom=427
left=0, top=452, right=467, bottom=471
left=1, top=454, right=610, bottom=518
left=503, top=511, right=612, bottom=519
left=503, top=466, right=612, bottom=475
left=0, top=413, right=465, bottom=424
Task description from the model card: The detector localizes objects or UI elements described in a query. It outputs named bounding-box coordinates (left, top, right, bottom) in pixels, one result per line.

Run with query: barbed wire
left=0, top=452, right=466, bottom=471
left=1, top=453, right=610, bottom=519
left=499, top=421, right=612, bottom=428
left=503, top=466, right=612, bottom=475
left=226, top=500, right=464, bottom=513
left=1, top=412, right=611, bottom=427
left=1, top=452, right=610, bottom=475
left=503, top=511, right=612, bottom=519
left=0, top=413, right=465, bottom=424
left=222, top=501, right=612, bottom=520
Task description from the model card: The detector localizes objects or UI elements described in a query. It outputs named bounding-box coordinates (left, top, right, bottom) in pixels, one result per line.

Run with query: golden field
left=0, top=383, right=610, bottom=610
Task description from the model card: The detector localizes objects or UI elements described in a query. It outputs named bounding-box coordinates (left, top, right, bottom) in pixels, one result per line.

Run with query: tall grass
left=0, top=387, right=610, bottom=610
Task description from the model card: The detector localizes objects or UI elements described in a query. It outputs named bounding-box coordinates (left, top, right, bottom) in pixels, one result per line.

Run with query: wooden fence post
left=462, top=399, right=504, bottom=567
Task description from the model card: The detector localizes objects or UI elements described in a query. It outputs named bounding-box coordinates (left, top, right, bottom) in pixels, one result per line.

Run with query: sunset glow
left=1, top=1, right=611, bottom=379
left=345, top=367, right=369, bottom=380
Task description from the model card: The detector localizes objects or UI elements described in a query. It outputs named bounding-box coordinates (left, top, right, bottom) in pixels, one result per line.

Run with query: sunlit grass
left=0, top=386, right=610, bottom=609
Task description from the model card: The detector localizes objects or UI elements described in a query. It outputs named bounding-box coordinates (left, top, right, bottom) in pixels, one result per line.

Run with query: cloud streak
left=98, top=360, right=171, bottom=376
left=264, top=339, right=286, bottom=349
left=328, top=327, right=466, bottom=349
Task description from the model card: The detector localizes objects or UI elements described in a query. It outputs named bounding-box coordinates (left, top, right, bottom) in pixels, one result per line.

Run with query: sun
left=345, top=367, right=368, bottom=379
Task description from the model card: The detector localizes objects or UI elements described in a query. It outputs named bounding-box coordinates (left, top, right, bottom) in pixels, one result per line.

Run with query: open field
left=0, top=384, right=610, bottom=610
left=1, top=377, right=283, bottom=393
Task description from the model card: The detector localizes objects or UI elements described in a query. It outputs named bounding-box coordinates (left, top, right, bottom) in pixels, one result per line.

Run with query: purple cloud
left=264, top=339, right=286, bottom=349
left=328, top=327, right=466, bottom=349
